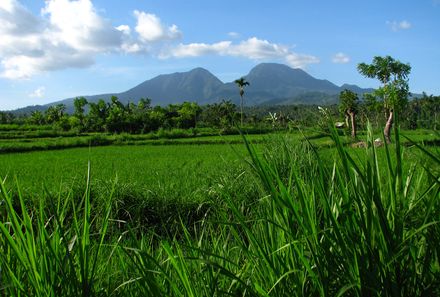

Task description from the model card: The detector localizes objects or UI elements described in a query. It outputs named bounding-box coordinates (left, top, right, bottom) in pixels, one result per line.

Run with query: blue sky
left=0, top=0, right=439, bottom=110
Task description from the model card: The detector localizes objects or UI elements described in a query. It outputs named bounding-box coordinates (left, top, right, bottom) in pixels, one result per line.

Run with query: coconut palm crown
left=234, top=77, right=250, bottom=126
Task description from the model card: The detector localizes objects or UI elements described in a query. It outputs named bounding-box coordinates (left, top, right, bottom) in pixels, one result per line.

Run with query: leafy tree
left=176, top=102, right=201, bottom=129
left=149, top=106, right=167, bottom=131
left=28, top=111, right=45, bottom=125
left=56, top=115, right=71, bottom=131
left=200, top=100, right=238, bottom=128
left=0, top=112, right=15, bottom=124
left=357, top=56, right=411, bottom=143
left=73, top=97, right=88, bottom=118
left=409, top=93, right=440, bottom=130
left=234, top=77, right=250, bottom=126
left=339, top=89, right=359, bottom=138
left=87, top=99, right=108, bottom=132
left=68, top=115, right=82, bottom=132
left=362, top=93, right=383, bottom=130
left=135, top=98, right=152, bottom=133
left=163, top=104, right=180, bottom=129
left=106, top=96, right=128, bottom=133
left=73, top=97, right=88, bottom=131
left=45, top=104, right=66, bottom=124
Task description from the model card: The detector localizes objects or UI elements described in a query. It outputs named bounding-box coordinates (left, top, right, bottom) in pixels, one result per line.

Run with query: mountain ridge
left=10, top=63, right=375, bottom=114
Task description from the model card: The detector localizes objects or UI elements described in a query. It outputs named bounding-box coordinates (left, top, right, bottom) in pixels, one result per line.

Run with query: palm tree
left=357, top=56, right=411, bottom=143
left=234, top=77, right=250, bottom=126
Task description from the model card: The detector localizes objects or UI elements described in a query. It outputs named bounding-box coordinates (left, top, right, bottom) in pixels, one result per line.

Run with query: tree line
left=0, top=93, right=437, bottom=135
left=0, top=97, right=240, bottom=133
left=0, top=56, right=439, bottom=135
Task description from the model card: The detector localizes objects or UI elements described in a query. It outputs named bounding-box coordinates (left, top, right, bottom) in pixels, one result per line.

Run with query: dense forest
left=0, top=92, right=438, bottom=134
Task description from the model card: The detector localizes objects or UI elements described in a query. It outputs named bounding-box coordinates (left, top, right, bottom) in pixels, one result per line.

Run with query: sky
left=0, top=0, right=439, bottom=110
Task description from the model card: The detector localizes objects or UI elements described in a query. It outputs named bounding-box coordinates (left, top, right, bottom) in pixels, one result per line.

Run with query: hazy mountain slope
left=10, top=63, right=375, bottom=113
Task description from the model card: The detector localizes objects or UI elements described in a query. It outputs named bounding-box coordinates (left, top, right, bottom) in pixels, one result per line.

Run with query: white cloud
left=399, top=20, right=412, bottom=30
left=0, top=1, right=319, bottom=79
left=134, top=11, right=181, bottom=42
left=285, top=53, right=320, bottom=69
left=332, top=52, right=350, bottom=64
left=162, top=37, right=319, bottom=69
left=164, top=41, right=232, bottom=58
left=387, top=20, right=412, bottom=31
left=42, top=0, right=123, bottom=52
left=229, top=37, right=290, bottom=60
left=0, top=0, right=125, bottom=79
left=0, top=0, right=42, bottom=36
left=228, top=32, right=240, bottom=38
left=29, top=86, right=45, bottom=98
left=116, top=25, right=131, bottom=35
left=0, top=1, right=184, bottom=78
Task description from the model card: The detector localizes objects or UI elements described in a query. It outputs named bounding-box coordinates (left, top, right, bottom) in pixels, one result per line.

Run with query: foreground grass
left=1, top=125, right=439, bottom=296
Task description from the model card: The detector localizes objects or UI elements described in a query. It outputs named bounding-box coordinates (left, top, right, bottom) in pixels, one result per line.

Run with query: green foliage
left=339, top=89, right=359, bottom=137
left=0, top=111, right=16, bottom=124
left=199, top=100, right=238, bottom=128
left=358, top=55, right=412, bottom=143
left=0, top=165, right=114, bottom=296
left=45, top=104, right=66, bottom=124
left=339, top=89, right=359, bottom=115
left=1, top=127, right=439, bottom=296
left=3, top=93, right=440, bottom=136
left=358, top=55, right=411, bottom=111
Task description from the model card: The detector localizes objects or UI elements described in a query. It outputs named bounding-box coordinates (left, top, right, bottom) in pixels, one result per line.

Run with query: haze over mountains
left=12, top=63, right=374, bottom=113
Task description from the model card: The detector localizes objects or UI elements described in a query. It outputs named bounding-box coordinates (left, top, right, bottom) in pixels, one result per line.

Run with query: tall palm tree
left=357, top=56, right=411, bottom=143
left=234, top=77, right=250, bottom=126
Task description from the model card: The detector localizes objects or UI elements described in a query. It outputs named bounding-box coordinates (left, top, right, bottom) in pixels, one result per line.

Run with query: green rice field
left=1, top=127, right=440, bottom=296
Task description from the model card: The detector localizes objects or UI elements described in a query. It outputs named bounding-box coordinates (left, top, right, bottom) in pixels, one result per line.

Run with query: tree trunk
left=240, top=95, right=244, bottom=127
left=345, top=114, right=349, bottom=129
left=384, top=110, right=394, bottom=144
left=349, top=112, right=356, bottom=138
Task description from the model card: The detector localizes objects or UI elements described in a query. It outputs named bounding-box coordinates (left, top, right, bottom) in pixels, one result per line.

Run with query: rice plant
left=1, top=124, right=439, bottom=296
left=0, top=163, right=114, bottom=296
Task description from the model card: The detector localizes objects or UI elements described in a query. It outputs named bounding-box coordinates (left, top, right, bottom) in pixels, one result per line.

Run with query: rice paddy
left=1, top=127, right=439, bottom=296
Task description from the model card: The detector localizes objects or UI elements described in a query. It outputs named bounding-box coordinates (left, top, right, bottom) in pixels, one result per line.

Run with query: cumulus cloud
left=161, top=37, right=319, bottom=69
left=29, top=86, right=45, bottom=98
left=0, top=1, right=319, bottom=79
left=42, top=0, right=123, bottom=52
left=134, top=11, right=181, bottom=42
left=332, top=52, right=350, bottom=64
left=387, top=20, right=412, bottom=31
left=285, top=53, right=320, bottom=69
left=0, top=0, right=42, bottom=36
left=0, top=0, right=127, bottom=79
left=0, top=0, right=188, bottom=78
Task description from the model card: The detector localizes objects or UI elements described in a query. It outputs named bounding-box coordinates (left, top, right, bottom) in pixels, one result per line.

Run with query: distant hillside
left=11, top=63, right=375, bottom=114
left=122, top=67, right=224, bottom=105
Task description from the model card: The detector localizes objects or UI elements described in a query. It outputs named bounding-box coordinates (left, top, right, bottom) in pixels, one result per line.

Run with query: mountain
left=340, top=83, right=375, bottom=95
left=122, top=67, right=224, bottom=105
left=246, top=63, right=340, bottom=95
left=40, top=67, right=224, bottom=113
left=11, top=63, right=374, bottom=113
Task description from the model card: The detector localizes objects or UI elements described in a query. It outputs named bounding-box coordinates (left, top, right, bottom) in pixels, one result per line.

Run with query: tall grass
left=0, top=164, right=114, bottom=296
left=1, top=124, right=439, bottom=296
